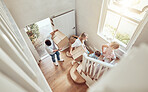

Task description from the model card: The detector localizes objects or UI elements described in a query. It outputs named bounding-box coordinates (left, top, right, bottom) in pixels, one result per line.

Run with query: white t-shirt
left=71, top=38, right=85, bottom=48
left=45, top=34, right=58, bottom=55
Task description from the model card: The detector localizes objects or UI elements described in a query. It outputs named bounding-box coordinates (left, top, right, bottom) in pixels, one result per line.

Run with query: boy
left=89, top=51, right=101, bottom=60
left=45, top=30, right=64, bottom=66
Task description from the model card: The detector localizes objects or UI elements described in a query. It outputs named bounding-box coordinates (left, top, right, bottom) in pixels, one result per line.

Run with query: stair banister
left=82, top=53, right=114, bottom=80
left=83, top=53, right=114, bottom=68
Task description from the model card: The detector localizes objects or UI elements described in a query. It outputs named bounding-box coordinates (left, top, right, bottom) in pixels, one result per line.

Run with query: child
left=102, top=42, right=119, bottom=63
left=88, top=51, right=103, bottom=78
left=45, top=30, right=64, bottom=66
left=89, top=51, right=101, bottom=60
left=70, top=32, right=89, bottom=56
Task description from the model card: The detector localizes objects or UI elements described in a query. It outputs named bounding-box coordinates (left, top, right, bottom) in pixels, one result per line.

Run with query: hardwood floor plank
left=39, top=49, right=88, bottom=92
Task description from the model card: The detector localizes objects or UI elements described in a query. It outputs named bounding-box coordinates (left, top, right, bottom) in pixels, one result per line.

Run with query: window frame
left=97, top=0, right=148, bottom=52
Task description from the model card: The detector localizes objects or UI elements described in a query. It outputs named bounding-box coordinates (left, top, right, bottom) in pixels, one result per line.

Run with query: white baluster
left=96, top=65, right=103, bottom=79
left=82, top=54, right=87, bottom=72
left=89, top=60, right=93, bottom=76
left=82, top=53, right=114, bottom=82
left=92, top=62, right=98, bottom=79
left=86, top=60, right=89, bottom=75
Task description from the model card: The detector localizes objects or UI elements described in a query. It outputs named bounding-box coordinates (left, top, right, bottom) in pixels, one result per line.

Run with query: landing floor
left=39, top=49, right=88, bottom=92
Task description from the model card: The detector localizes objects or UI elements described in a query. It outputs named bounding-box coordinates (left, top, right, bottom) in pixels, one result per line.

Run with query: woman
left=69, top=32, right=89, bottom=56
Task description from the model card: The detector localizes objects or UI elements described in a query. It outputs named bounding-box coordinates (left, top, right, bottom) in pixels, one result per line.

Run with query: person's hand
left=54, top=29, right=58, bottom=33
left=51, top=36, right=54, bottom=40
left=59, top=48, right=62, bottom=51
left=69, top=52, right=73, bottom=56
left=102, top=51, right=106, bottom=54
left=53, top=49, right=58, bottom=52
left=51, top=29, right=58, bottom=37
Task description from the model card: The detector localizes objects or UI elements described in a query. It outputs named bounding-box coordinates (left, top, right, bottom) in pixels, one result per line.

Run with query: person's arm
left=53, top=48, right=62, bottom=52
left=53, top=49, right=59, bottom=52
left=50, top=29, right=58, bottom=39
left=83, top=46, right=89, bottom=54
left=69, top=46, right=73, bottom=55
left=102, top=45, right=108, bottom=54
left=81, top=40, right=89, bottom=53
left=69, top=39, right=79, bottom=55
left=111, top=51, right=116, bottom=60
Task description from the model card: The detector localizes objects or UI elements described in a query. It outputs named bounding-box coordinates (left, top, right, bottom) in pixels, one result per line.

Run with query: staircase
left=70, top=53, right=115, bottom=86
left=70, top=63, right=86, bottom=84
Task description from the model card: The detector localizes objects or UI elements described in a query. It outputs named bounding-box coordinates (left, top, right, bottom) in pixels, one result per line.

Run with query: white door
left=52, top=10, right=76, bottom=38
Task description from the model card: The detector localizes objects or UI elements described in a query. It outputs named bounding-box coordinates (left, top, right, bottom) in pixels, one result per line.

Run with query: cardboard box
left=72, top=46, right=85, bottom=61
left=53, top=31, right=69, bottom=49
left=69, top=35, right=78, bottom=45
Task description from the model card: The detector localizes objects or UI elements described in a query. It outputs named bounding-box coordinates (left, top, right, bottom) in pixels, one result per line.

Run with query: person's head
left=45, top=40, right=51, bottom=46
left=95, top=51, right=101, bottom=57
left=110, top=42, right=119, bottom=50
left=79, top=32, right=88, bottom=41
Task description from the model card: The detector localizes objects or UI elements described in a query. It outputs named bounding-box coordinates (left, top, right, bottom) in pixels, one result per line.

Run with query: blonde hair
left=110, top=42, right=119, bottom=49
left=79, top=32, right=88, bottom=42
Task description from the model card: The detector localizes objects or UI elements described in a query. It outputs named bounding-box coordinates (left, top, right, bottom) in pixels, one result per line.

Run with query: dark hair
left=95, top=51, right=101, bottom=57
left=45, top=40, right=51, bottom=46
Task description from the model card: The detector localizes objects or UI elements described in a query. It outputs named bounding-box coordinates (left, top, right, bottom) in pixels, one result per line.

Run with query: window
left=98, top=0, right=148, bottom=51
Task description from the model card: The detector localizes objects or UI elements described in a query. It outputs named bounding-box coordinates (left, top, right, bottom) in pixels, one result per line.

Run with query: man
left=45, top=30, right=64, bottom=66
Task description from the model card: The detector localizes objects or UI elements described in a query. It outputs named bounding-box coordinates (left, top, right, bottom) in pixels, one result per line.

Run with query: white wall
left=3, top=0, right=148, bottom=51
left=134, top=22, right=148, bottom=46
left=75, top=0, right=148, bottom=51
left=76, top=0, right=107, bottom=51
left=3, top=0, right=75, bottom=29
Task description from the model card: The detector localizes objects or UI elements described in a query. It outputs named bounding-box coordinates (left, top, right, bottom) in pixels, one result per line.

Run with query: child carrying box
left=70, top=32, right=89, bottom=61
left=70, top=32, right=89, bottom=55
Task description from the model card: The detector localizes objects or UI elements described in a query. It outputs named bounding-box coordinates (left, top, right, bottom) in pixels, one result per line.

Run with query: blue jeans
left=50, top=51, right=60, bottom=62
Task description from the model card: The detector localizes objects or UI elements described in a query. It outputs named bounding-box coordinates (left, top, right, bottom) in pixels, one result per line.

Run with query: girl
left=102, top=42, right=119, bottom=63
left=69, top=32, right=88, bottom=56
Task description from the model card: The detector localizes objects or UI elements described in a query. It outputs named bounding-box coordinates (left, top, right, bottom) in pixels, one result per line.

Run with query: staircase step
left=70, top=63, right=86, bottom=84
left=76, top=63, right=82, bottom=73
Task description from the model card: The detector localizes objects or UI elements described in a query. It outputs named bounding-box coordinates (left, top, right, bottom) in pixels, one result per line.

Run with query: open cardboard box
left=52, top=31, right=69, bottom=50
left=72, top=46, right=85, bottom=61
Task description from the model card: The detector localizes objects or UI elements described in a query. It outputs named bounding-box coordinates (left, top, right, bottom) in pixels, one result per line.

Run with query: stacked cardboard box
left=72, top=46, right=85, bottom=61
left=52, top=31, right=69, bottom=49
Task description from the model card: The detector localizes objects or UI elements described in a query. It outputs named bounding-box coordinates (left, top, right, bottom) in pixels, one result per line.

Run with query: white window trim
left=97, top=0, right=148, bottom=53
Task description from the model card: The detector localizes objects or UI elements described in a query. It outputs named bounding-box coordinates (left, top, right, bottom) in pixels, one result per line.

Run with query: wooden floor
left=39, top=49, right=88, bottom=92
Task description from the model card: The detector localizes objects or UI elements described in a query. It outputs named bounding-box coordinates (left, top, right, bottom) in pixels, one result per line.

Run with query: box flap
left=53, top=31, right=67, bottom=44
left=57, top=37, right=69, bottom=48
left=53, top=31, right=69, bottom=48
left=72, top=46, right=84, bottom=55
left=54, top=31, right=66, bottom=40
left=72, top=46, right=85, bottom=60
left=53, top=36, right=61, bottom=44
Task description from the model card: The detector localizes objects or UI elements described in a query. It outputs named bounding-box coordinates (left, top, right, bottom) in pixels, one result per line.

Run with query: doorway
left=25, top=18, right=53, bottom=59
left=24, top=10, right=76, bottom=60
